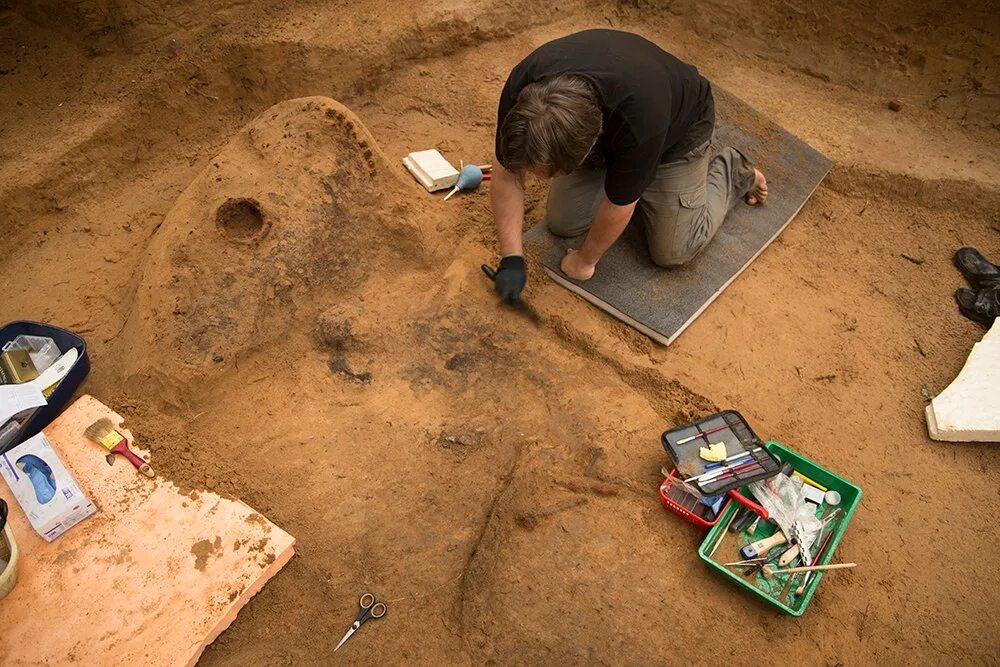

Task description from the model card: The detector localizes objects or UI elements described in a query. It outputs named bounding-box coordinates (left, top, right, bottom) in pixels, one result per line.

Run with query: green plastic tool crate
left=697, top=441, right=862, bottom=616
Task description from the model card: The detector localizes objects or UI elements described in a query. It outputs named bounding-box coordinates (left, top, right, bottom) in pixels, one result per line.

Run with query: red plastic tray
left=660, top=468, right=769, bottom=530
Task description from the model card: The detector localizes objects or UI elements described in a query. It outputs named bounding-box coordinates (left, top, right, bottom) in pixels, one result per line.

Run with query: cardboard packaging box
left=1, top=432, right=96, bottom=541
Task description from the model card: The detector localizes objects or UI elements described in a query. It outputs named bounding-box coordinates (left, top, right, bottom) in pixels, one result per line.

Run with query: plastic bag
left=3, top=335, right=60, bottom=373
left=748, top=473, right=822, bottom=561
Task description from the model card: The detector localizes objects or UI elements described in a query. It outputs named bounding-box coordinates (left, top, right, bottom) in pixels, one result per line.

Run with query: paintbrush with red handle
left=84, top=418, right=155, bottom=478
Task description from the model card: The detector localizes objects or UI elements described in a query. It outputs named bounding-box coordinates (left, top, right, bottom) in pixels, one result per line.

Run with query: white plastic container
left=0, top=517, right=17, bottom=599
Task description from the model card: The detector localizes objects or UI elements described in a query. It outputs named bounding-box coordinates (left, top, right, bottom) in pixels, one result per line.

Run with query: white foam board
left=926, top=319, right=1000, bottom=442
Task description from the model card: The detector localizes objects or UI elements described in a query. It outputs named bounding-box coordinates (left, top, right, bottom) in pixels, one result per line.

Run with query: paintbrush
left=84, top=418, right=155, bottom=478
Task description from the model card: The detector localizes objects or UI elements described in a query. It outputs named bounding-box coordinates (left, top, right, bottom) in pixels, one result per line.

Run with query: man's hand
left=494, top=255, right=527, bottom=303
left=561, top=248, right=597, bottom=281
left=559, top=196, right=635, bottom=282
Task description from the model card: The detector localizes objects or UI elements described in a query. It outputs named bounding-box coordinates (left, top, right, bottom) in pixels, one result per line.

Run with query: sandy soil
left=1, top=1, right=999, bottom=664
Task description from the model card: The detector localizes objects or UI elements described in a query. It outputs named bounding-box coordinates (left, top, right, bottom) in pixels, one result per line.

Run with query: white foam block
left=402, top=149, right=459, bottom=192
left=926, top=319, right=1000, bottom=442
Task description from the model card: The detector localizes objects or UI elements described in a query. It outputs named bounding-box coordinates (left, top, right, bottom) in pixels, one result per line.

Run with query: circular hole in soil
left=216, top=198, right=267, bottom=241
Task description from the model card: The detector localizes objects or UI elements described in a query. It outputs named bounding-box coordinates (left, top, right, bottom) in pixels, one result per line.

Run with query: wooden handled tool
left=764, top=562, right=856, bottom=578
left=84, top=418, right=155, bottom=478
left=740, top=531, right=786, bottom=560
left=778, top=544, right=800, bottom=567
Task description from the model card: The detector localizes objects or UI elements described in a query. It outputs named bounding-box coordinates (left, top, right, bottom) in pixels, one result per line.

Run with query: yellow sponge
left=699, top=442, right=727, bottom=462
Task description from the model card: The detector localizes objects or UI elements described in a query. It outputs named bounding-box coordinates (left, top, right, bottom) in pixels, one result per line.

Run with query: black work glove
left=494, top=255, right=527, bottom=304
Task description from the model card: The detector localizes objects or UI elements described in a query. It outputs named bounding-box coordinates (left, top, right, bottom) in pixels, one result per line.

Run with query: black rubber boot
left=953, top=247, right=1000, bottom=288
left=955, top=286, right=1000, bottom=328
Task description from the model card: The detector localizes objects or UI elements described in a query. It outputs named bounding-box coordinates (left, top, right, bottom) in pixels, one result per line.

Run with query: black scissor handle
left=360, top=592, right=387, bottom=620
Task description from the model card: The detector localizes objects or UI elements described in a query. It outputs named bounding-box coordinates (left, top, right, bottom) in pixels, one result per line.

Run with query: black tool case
left=0, top=320, right=90, bottom=454
left=661, top=410, right=782, bottom=496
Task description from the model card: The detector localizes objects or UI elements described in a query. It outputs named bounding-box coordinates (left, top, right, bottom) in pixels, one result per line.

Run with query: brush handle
left=709, top=508, right=740, bottom=558
left=112, top=441, right=155, bottom=478
left=698, top=461, right=763, bottom=489
left=740, top=531, right=787, bottom=560
left=779, top=544, right=801, bottom=567
left=770, top=562, right=857, bottom=576
left=676, top=423, right=731, bottom=445
left=690, top=449, right=764, bottom=483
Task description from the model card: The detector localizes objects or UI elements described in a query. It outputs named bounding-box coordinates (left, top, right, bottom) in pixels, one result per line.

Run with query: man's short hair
left=498, top=74, right=602, bottom=177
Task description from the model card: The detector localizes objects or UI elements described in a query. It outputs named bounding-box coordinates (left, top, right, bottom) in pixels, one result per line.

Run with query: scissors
left=335, top=592, right=387, bottom=651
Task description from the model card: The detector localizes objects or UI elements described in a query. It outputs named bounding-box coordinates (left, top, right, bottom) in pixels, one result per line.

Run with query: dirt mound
left=121, top=97, right=424, bottom=401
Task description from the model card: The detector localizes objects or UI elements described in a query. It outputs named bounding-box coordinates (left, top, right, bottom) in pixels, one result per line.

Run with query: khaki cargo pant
left=544, top=140, right=756, bottom=267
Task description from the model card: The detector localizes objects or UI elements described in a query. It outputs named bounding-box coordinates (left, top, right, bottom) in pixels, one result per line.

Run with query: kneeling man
left=489, top=29, right=768, bottom=303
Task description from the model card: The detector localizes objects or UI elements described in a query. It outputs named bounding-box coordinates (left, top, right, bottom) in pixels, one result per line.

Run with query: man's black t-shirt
left=495, top=29, right=715, bottom=205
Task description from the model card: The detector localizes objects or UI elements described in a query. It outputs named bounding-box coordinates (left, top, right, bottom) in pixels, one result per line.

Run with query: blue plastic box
left=0, top=321, right=90, bottom=454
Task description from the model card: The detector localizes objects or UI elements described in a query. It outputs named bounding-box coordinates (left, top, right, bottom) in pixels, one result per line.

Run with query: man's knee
left=545, top=170, right=604, bottom=237
left=545, top=208, right=588, bottom=238
left=649, top=243, right=700, bottom=268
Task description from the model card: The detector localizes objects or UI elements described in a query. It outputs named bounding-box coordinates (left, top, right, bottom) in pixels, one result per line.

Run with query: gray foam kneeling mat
left=526, top=86, right=832, bottom=345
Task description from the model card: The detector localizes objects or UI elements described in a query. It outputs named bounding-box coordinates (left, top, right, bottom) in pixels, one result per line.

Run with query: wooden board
left=0, top=395, right=295, bottom=666
left=528, top=87, right=832, bottom=345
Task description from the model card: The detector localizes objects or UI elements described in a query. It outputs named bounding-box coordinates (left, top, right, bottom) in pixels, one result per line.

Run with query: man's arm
left=563, top=135, right=659, bottom=280
left=491, top=162, right=525, bottom=256
left=561, top=196, right=637, bottom=280
left=488, top=161, right=529, bottom=303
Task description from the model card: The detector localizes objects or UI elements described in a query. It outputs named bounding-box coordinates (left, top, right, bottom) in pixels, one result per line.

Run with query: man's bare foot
left=746, top=168, right=768, bottom=205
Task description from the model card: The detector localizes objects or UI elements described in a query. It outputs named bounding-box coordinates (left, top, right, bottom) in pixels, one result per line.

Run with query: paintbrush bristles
left=84, top=418, right=125, bottom=450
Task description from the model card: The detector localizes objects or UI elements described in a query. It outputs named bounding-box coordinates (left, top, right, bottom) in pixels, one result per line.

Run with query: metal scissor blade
left=335, top=624, right=357, bottom=652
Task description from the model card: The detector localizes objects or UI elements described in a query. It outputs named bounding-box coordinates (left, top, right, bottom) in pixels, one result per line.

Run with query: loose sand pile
left=1, top=1, right=998, bottom=664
